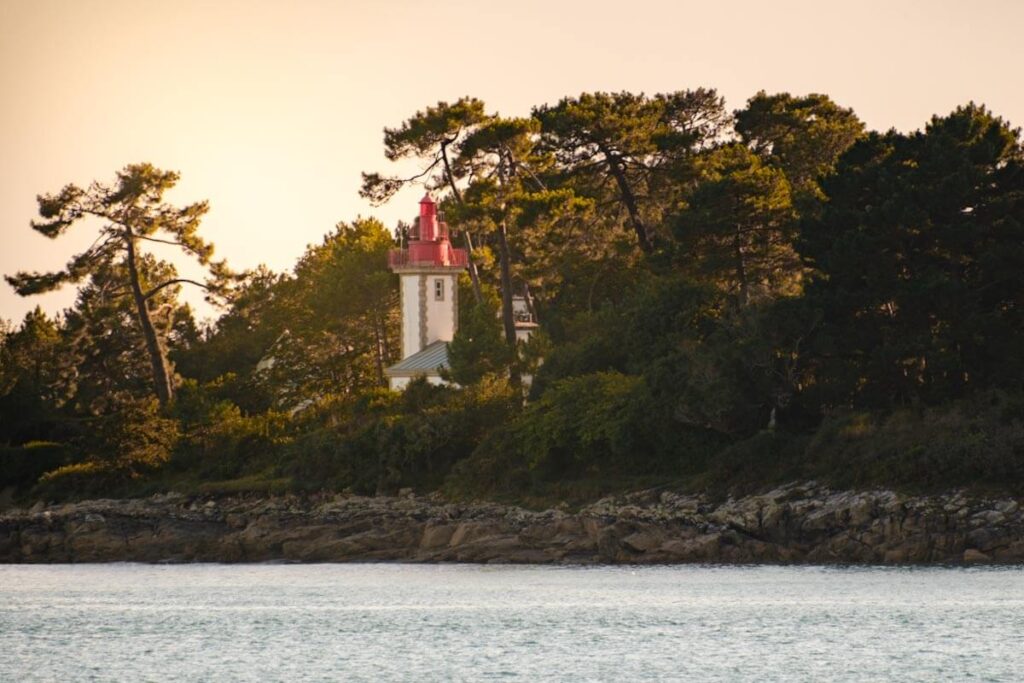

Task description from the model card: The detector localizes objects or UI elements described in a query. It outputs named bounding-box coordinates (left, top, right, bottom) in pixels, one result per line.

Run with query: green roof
left=384, top=340, right=450, bottom=377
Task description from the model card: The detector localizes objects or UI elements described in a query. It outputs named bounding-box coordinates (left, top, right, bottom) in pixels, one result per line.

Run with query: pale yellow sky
left=2, top=0, right=1022, bottom=323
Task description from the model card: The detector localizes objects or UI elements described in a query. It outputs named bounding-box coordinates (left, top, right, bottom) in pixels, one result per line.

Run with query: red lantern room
left=388, top=193, right=468, bottom=269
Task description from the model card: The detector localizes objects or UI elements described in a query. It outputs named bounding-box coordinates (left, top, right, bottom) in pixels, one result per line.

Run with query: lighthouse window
left=434, top=279, right=445, bottom=301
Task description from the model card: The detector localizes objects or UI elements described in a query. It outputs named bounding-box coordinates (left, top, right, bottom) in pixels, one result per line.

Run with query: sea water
left=1, top=564, right=1022, bottom=682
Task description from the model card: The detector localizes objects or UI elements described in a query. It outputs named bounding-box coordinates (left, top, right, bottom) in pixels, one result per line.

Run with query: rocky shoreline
left=2, top=482, right=1023, bottom=564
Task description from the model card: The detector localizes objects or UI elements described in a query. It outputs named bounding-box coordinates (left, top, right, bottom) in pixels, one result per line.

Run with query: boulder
left=963, top=548, right=991, bottom=563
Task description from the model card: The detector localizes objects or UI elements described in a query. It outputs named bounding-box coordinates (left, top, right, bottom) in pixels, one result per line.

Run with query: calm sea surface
left=1, top=564, right=1022, bottom=682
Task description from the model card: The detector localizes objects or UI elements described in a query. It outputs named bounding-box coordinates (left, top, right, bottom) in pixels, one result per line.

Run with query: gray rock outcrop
left=2, top=483, right=1023, bottom=564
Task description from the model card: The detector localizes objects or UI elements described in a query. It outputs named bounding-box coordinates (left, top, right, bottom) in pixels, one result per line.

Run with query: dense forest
left=3, top=90, right=1024, bottom=506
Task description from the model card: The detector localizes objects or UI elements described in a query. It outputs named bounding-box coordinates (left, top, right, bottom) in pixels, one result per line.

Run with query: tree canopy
left=5, top=93, right=1024, bottom=504
left=6, top=163, right=232, bottom=405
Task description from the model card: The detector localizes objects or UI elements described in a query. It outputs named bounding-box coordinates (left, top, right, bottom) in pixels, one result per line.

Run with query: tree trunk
left=522, top=282, right=539, bottom=324
left=124, top=231, right=174, bottom=405
left=600, top=144, right=653, bottom=253
left=460, top=230, right=484, bottom=304
left=373, top=313, right=386, bottom=387
left=496, top=219, right=521, bottom=390
left=441, top=142, right=483, bottom=304
left=379, top=308, right=392, bottom=365
left=734, top=226, right=749, bottom=308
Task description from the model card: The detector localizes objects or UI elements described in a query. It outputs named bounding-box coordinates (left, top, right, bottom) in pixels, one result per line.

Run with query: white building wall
left=388, top=374, right=447, bottom=392
left=400, top=272, right=459, bottom=359
left=400, top=274, right=422, bottom=359
left=424, top=273, right=458, bottom=346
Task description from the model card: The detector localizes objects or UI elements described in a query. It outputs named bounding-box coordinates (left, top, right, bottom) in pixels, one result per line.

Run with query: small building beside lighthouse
left=384, top=194, right=468, bottom=390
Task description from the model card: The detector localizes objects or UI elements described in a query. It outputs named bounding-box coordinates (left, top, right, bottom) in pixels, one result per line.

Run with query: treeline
left=2, top=90, right=1024, bottom=505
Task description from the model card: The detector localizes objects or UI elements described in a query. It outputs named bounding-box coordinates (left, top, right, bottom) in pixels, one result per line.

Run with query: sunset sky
left=2, top=0, right=1022, bottom=323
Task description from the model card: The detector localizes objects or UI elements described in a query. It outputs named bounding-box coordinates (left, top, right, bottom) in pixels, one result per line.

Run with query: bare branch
left=142, top=278, right=209, bottom=301
left=134, top=234, right=186, bottom=248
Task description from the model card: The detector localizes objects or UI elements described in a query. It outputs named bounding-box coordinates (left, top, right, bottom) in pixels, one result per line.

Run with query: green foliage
left=531, top=273, right=709, bottom=392
left=361, top=97, right=487, bottom=205
left=447, top=284, right=509, bottom=385
left=86, top=399, right=180, bottom=473
left=0, top=308, right=65, bottom=443
left=171, top=381, right=291, bottom=481
left=801, top=104, right=1024, bottom=409
left=697, top=392, right=1024, bottom=496
left=283, top=377, right=518, bottom=494
left=534, top=89, right=731, bottom=251
left=5, top=162, right=234, bottom=407
left=673, top=144, right=800, bottom=306
left=0, top=442, right=75, bottom=494
left=29, top=399, right=179, bottom=500
left=6, top=94, right=1024, bottom=506
left=34, top=461, right=121, bottom=501
left=249, top=218, right=399, bottom=409
left=533, top=272, right=819, bottom=444
left=802, top=394, right=1024, bottom=492
left=61, top=255, right=195, bottom=414
left=700, top=430, right=811, bottom=495
left=520, top=372, right=651, bottom=475
left=735, top=91, right=864, bottom=206
left=172, top=266, right=291, bottom=400
left=447, top=370, right=729, bottom=500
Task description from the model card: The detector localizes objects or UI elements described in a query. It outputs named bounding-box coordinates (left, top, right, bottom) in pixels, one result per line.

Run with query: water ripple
left=1, top=564, right=1022, bottom=682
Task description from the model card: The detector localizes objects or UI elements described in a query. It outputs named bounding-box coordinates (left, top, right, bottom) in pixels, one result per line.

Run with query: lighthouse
left=384, top=193, right=469, bottom=390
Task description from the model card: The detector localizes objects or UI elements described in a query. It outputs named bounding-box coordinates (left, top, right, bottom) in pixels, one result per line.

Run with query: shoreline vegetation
left=2, top=482, right=1022, bottom=564
left=2, top=91, right=1024, bottom=536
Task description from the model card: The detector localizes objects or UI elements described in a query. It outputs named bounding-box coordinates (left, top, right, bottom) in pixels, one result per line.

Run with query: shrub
left=282, top=376, right=519, bottom=494
left=85, top=399, right=181, bottom=474
left=702, top=430, right=809, bottom=494
left=0, top=441, right=75, bottom=494
left=173, top=401, right=292, bottom=481
left=33, top=461, right=124, bottom=501
left=447, top=370, right=729, bottom=500
left=803, top=393, right=1024, bottom=492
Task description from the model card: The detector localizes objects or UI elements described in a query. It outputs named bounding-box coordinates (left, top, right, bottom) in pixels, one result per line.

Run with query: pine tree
left=6, top=163, right=233, bottom=405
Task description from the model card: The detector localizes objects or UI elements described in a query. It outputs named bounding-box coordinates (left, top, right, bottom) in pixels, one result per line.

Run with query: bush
left=282, top=377, right=519, bottom=494
left=702, top=430, right=809, bottom=495
left=0, top=441, right=75, bottom=494
left=520, top=372, right=650, bottom=478
left=85, top=399, right=181, bottom=474
left=803, top=393, right=1024, bottom=492
left=447, top=371, right=729, bottom=500
left=33, top=461, right=124, bottom=501
left=173, top=402, right=292, bottom=481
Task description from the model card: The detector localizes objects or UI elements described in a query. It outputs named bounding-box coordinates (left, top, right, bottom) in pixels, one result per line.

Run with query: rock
left=983, top=510, right=1006, bottom=525
left=449, top=522, right=503, bottom=547
left=225, top=513, right=248, bottom=529
left=663, top=534, right=721, bottom=561
left=621, top=530, right=663, bottom=553
left=997, top=500, right=1019, bottom=516
left=596, top=527, right=621, bottom=561
left=883, top=547, right=908, bottom=563
left=963, top=548, right=991, bottom=563
left=0, top=484, right=1021, bottom=565
left=967, top=528, right=1000, bottom=552
left=420, top=524, right=455, bottom=549
left=992, top=540, right=1024, bottom=561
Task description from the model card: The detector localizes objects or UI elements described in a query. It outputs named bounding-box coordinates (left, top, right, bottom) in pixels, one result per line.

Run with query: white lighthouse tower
left=384, top=193, right=468, bottom=390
